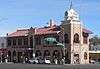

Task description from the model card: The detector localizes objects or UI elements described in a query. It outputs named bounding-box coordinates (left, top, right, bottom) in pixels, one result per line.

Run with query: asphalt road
left=0, top=64, right=100, bottom=69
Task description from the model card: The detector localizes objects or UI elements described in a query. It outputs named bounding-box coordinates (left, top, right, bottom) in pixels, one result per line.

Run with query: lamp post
left=33, top=53, right=35, bottom=59
left=6, top=54, right=8, bottom=63
left=28, top=27, right=35, bottom=59
left=1, top=52, right=3, bottom=63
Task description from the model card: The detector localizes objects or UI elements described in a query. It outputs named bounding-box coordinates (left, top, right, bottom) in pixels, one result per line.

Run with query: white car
left=29, top=58, right=38, bottom=64
left=44, top=59, right=51, bottom=64
left=90, top=60, right=96, bottom=64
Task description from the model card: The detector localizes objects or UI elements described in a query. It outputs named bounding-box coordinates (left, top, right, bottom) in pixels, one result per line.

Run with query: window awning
left=56, top=43, right=64, bottom=48
left=44, top=37, right=64, bottom=48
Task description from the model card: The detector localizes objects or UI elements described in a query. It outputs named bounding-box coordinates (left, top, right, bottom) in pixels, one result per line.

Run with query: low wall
left=0, top=64, right=100, bottom=69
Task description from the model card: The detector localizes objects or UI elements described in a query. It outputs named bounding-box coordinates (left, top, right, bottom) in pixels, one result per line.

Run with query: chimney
left=49, top=19, right=55, bottom=27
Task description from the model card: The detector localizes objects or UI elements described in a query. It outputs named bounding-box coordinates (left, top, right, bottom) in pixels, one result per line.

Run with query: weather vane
left=69, top=0, right=73, bottom=9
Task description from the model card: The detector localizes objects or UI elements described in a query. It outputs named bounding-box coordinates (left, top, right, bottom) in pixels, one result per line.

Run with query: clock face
left=65, top=11, right=68, bottom=16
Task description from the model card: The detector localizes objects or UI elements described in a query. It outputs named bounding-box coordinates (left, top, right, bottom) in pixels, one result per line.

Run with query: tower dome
left=64, top=9, right=80, bottom=21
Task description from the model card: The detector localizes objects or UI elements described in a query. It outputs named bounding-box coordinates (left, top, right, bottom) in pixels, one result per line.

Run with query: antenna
left=69, top=0, right=73, bottom=9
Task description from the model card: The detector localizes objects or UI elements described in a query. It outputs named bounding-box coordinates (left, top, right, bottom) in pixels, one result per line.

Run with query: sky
left=0, top=0, right=100, bottom=36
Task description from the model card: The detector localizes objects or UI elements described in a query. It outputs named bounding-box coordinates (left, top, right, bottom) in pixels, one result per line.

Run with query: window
left=18, top=38, right=22, bottom=45
left=74, top=33, right=80, bottom=43
left=83, top=37, right=88, bottom=44
left=84, top=52, right=87, bottom=60
left=64, top=33, right=69, bottom=43
left=30, top=36, right=33, bottom=48
left=13, top=39, right=17, bottom=45
left=35, top=37, right=41, bottom=45
left=23, top=38, right=28, bottom=45
left=8, top=39, right=12, bottom=46
left=1, top=43, right=4, bottom=48
left=83, top=33, right=88, bottom=44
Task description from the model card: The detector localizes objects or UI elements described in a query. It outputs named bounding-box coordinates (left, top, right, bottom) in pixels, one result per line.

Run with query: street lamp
left=6, top=54, right=8, bottom=63
left=1, top=52, right=3, bottom=63
left=33, top=53, right=35, bottom=59
left=28, top=27, right=35, bottom=59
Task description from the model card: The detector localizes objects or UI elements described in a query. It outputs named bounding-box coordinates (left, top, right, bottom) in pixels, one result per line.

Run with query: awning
left=56, top=43, right=64, bottom=48
left=44, top=37, right=64, bottom=48
left=44, top=37, right=57, bottom=43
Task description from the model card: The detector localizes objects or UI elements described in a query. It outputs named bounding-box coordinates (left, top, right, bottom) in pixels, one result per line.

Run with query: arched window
left=83, top=32, right=88, bottom=44
left=44, top=50, right=50, bottom=57
left=53, top=50, right=60, bottom=59
left=35, top=50, right=42, bottom=57
left=64, top=33, right=69, bottom=43
left=74, top=33, right=80, bottom=43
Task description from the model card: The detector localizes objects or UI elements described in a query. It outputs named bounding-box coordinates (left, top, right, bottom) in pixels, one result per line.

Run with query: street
left=0, top=64, right=100, bottom=69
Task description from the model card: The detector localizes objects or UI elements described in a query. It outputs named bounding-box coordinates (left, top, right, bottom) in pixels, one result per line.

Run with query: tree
left=90, top=35, right=100, bottom=46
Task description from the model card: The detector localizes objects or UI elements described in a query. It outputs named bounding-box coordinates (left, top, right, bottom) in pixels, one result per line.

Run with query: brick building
left=7, top=8, right=92, bottom=64
left=7, top=28, right=34, bottom=62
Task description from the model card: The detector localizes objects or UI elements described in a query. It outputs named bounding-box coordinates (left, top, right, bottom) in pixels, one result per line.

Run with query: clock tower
left=61, top=5, right=89, bottom=64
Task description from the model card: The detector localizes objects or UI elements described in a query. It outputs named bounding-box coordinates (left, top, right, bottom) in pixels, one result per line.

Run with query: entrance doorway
left=18, top=52, right=23, bottom=63
left=74, top=54, right=80, bottom=64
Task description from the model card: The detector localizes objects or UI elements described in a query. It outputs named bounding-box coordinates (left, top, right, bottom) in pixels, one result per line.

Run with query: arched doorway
left=13, top=50, right=16, bottom=63
left=18, top=52, right=23, bottom=63
left=35, top=50, right=42, bottom=59
left=43, top=50, right=50, bottom=59
left=52, top=50, right=60, bottom=64
left=13, top=50, right=16, bottom=56
left=8, top=51, right=11, bottom=62
left=74, top=54, right=80, bottom=64
left=53, top=50, right=60, bottom=59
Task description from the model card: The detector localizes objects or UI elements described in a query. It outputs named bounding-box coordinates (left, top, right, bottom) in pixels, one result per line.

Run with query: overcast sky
left=0, top=0, right=100, bottom=36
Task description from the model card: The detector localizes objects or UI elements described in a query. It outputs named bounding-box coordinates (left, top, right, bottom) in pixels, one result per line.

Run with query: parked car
left=44, top=58, right=51, bottom=64
left=90, top=60, right=96, bottom=64
left=91, top=60, right=100, bottom=64
left=29, top=58, right=38, bottom=64
left=38, top=59, right=45, bottom=64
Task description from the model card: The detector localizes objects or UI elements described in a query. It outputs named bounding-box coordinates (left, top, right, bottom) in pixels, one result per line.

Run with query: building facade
left=7, top=8, right=92, bottom=64
left=0, top=37, right=7, bottom=62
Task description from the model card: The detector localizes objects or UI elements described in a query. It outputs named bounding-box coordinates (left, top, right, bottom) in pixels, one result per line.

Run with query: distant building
left=7, top=6, right=92, bottom=64
left=89, top=45, right=100, bottom=62
left=0, top=37, right=7, bottom=62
